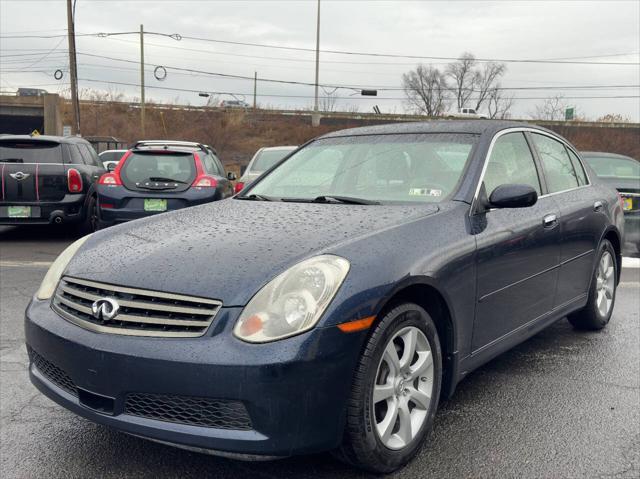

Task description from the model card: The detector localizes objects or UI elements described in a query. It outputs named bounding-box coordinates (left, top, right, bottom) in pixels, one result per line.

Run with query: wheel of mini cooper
left=568, top=239, right=617, bottom=330
left=336, top=303, right=442, bottom=473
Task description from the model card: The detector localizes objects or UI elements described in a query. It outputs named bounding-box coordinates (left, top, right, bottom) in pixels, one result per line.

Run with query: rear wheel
left=336, top=303, right=442, bottom=473
left=76, top=195, right=97, bottom=235
left=568, top=240, right=617, bottom=330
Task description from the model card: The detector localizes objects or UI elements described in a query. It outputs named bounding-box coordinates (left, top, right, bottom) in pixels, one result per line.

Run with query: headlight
left=36, top=234, right=92, bottom=300
left=234, top=255, right=350, bottom=343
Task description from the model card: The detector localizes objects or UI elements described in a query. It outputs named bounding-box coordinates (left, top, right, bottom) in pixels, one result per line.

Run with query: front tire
left=336, top=303, right=442, bottom=473
left=567, top=239, right=617, bottom=330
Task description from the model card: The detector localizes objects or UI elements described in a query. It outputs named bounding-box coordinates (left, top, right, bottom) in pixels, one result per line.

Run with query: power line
left=2, top=30, right=639, bottom=65
left=75, top=77, right=640, bottom=101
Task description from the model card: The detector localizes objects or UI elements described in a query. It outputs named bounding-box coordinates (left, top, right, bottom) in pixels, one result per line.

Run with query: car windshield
left=252, top=149, right=295, bottom=172
left=584, top=156, right=640, bottom=179
left=0, top=140, right=63, bottom=163
left=246, top=133, right=477, bottom=203
left=120, top=152, right=196, bottom=185
left=99, top=151, right=125, bottom=163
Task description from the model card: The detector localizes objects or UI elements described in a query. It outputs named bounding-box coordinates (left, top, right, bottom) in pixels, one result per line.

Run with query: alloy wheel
left=372, top=325, right=434, bottom=450
left=595, top=251, right=615, bottom=317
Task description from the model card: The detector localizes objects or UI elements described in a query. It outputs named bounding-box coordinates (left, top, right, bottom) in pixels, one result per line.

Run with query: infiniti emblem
left=9, top=171, right=30, bottom=181
left=91, top=298, right=120, bottom=322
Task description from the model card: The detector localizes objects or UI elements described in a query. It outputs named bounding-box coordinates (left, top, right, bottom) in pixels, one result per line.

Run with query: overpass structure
left=0, top=94, right=62, bottom=136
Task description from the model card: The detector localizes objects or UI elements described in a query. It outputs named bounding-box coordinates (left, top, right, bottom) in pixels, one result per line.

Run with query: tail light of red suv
left=191, top=153, right=218, bottom=188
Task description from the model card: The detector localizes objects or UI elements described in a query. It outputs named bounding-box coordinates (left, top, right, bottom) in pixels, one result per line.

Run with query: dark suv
left=0, top=135, right=104, bottom=232
left=96, top=140, right=235, bottom=228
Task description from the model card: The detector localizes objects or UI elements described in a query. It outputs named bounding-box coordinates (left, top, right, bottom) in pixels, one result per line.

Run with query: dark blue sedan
left=25, top=121, right=624, bottom=473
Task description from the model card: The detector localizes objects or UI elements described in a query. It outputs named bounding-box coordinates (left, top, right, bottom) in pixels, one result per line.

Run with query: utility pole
left=312, top=0, right=321, bottom=126
left=253, top=71, right=257, bottom=109
left=140, top=24, right=145, bottom=137
left=66, top=0, right=80, bottom=135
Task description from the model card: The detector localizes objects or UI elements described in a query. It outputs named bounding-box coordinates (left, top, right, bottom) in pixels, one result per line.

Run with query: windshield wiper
left=311, top=195, right=380, bottom=205
left=237, top=194, right=276, bottom=201
left=147, top=177, right=188, bottom=184
left=0, top=158, right=24, bottom=163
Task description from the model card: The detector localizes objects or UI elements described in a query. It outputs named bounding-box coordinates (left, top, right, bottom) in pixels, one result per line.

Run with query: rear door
left=203, top=152, right=233, bottom=198
left=529, top=133, right=605, bottom=307
left=472, top=131, right=561, bottom=351
left=0, top=139, right=67, bottom=202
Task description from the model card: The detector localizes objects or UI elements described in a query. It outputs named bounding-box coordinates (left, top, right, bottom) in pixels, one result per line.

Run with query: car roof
left=131, top=140, right=216, bottom=154
left=261, top=146, right=297, bottom=151
left=318, top=120, right=546, bottom=139
left=581, top=151, right=636, bottom=161
left=0, top=134, right=91, bottom=144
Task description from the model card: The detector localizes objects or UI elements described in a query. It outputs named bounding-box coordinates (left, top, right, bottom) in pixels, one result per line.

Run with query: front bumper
left=25, top=298, right=365, bottom=457
left=0, top=194, right=86, bottom=225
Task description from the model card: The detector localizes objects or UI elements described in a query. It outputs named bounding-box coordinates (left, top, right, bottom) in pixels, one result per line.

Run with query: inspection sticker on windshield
left=409, top=188, right=442, bottom=197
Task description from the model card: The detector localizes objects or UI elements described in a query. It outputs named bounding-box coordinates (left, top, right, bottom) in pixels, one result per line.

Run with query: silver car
left=236, top=146, right=297, bottom=193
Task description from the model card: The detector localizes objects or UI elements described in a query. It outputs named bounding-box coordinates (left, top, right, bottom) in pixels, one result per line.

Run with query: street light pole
left=140, top=24, right=145, bottom=137
left=312, top=0, right=321, bottom=126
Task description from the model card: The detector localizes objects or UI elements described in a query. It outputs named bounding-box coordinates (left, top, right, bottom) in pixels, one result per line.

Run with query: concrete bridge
left=0, top=94, right=62, bottom=136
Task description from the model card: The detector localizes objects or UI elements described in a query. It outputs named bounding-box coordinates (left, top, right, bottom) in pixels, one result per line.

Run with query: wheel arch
left=601, top=227, right=622, bottom=283
left=372, top=277, right=459, bottom=399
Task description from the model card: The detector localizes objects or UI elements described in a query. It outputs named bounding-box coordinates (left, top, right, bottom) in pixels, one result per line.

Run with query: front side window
left=531, top=133, right=579, bottom=193
left=120, top=152, right=196, bottom=187
left=483, top=132, right=541, bottom=196
left=247, top=133, right=477, bottom=203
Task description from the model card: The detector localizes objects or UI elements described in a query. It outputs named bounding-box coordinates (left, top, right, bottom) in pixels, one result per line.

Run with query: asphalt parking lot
left=1, top=225, right=638, bottom=478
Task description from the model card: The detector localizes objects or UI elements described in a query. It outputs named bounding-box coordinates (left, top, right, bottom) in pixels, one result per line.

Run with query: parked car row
left=23, top=120, right=628, bottom=473
left=0, top=136, right=296, bottom=232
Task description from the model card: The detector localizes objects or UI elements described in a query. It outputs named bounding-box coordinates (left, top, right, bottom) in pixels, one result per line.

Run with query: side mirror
left=489, top=184, right=538, bottom=209
left=107, top=163, right=116, bottom=172
left=227, top=171, right=237, bottom=181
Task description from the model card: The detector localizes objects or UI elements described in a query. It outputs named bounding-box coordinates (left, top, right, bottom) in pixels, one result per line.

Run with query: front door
left=471, top=131, right=561, bottom=351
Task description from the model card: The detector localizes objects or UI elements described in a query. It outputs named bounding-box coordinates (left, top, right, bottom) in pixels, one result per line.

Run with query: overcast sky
left=1, top=0, right=639, bottom=120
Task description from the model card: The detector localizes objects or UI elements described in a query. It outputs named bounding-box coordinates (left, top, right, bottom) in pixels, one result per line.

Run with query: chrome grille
left=52, top=276, right=221, bottom=338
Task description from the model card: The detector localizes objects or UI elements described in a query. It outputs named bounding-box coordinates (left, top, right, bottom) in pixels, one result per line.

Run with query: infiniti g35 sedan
left=25, top=121, right=624, bottom=473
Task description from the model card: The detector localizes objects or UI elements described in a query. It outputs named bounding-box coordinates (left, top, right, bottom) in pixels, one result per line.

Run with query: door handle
left=594, top=200, right=604, bottom=212
left=543, top=214, right=558, bottom=228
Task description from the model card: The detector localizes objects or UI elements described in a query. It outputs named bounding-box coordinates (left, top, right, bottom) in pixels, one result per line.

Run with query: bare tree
left=319, top=88, right=338, bottom=112
left=446, top=52, right=477, bottom=111
left=487, top=86, right=514, bottom=119
left=402, top=64, right=450, bottom=116
left=473, top=62, right=507, bottom=112
left=531, top=95, right=566, bottom=120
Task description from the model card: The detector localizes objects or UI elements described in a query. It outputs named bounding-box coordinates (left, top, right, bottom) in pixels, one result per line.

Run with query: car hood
left=66, top=199, right=439, bottom=306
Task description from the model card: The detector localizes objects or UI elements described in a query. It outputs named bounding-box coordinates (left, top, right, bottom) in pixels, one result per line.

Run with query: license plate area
left=7, top=206, right=32, bottom=218
left=144, top=199, right=167, bottom=212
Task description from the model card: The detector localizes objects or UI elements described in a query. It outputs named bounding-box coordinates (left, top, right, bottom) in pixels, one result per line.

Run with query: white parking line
left=622, top=257, right=640, bottom=269
left=0, top=260, right=53, bottom=268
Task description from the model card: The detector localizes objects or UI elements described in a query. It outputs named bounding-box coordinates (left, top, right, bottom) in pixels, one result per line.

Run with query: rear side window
left=67, top=145, right=86, bottom=165
left=483, top=132, right=542, bottom=195
left=120, top=152, right=196, bottom=186
left=78, top=143, right=100, bottom=167
left=567, top=149, right=589, bottom=186
left=531, top=133, right=579, bottom=193
left=0, top=140, right=63, bottom=164
left=202, top=154, right=222, bottom=176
